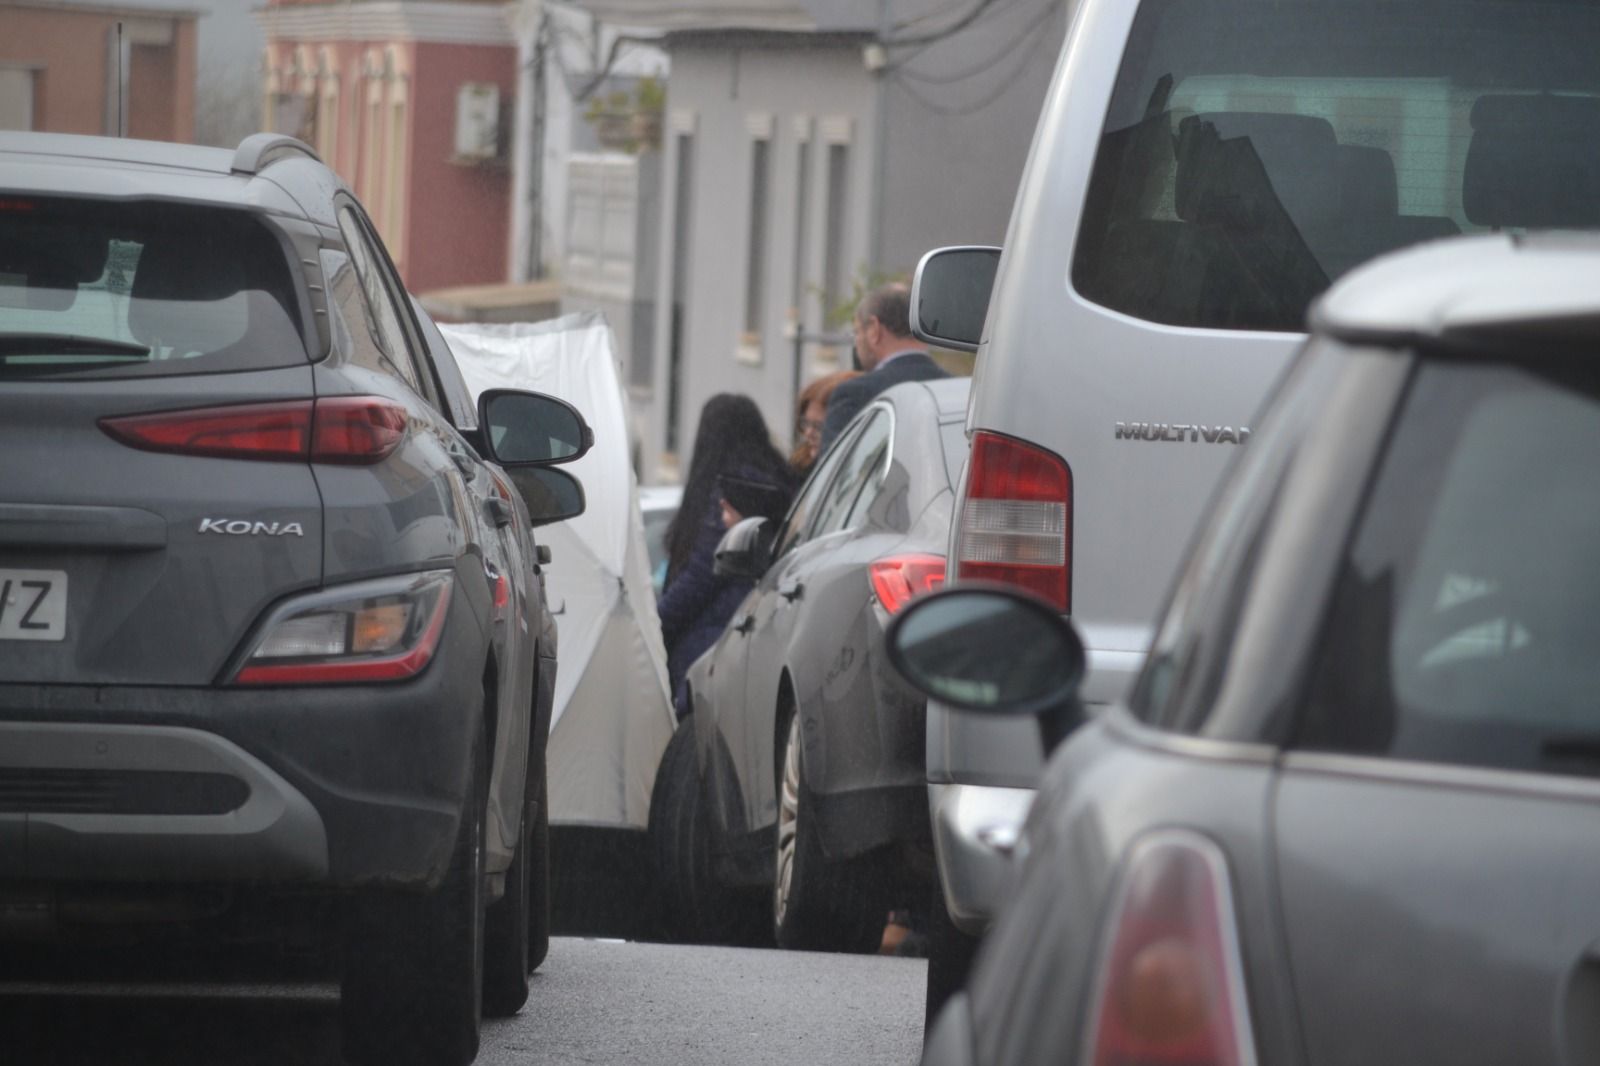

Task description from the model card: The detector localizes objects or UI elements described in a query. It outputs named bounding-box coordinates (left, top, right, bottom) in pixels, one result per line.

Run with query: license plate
left=0, top=569, right=67, bottom=641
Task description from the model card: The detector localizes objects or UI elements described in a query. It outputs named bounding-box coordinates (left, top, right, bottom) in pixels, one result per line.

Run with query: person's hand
left=720, top=499, right=744, bottom=529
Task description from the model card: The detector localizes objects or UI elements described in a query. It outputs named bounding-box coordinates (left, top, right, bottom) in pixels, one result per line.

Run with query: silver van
left=910, top=0, right=1600, bottom=1013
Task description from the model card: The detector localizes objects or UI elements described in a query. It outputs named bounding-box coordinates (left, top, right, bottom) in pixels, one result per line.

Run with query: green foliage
left=817, top=265, right=910, bottom=330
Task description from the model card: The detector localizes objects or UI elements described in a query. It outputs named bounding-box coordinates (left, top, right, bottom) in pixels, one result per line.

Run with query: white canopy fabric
left=440, top=313, right=675, bottom=830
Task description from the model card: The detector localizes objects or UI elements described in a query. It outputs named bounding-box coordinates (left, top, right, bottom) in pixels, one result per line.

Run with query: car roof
left=1312, top=232, right=1600, bottom=349
left=883, top=376, right=972, bottom=421
left=0, top=131, right=339, bottom=225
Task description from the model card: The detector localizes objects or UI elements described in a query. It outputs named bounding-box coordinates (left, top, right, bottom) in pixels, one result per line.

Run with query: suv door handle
left=779, top=581, right=803, bottom=603
left=733, top=614, right=755, bottom=635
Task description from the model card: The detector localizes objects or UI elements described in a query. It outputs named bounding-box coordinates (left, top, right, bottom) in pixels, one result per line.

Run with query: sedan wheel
left=772, top=710, right=887, bottom=954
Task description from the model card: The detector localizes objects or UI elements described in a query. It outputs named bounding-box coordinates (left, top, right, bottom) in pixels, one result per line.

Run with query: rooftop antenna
left=117, top=21, right=125, bottom=136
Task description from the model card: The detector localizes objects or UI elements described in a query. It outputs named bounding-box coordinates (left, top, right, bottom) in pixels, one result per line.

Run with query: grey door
left=1274, top=358, right=1600, bottom=1066
left=0, top=199, right=322, bottom=686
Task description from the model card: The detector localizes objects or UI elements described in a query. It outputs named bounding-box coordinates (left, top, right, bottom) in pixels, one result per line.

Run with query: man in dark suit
left=820, top=282, right=950, bottom=451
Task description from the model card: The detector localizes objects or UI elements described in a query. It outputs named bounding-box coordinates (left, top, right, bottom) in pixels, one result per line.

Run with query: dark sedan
left=650, top=378, right=970, bottom=953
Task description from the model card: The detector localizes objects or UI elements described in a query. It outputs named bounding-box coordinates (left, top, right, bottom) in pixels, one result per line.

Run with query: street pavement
left=1, top=938, right=927, bottom=1065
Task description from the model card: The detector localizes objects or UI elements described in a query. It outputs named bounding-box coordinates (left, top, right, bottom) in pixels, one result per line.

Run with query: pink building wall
left=262, top=8, right=513, bottom=294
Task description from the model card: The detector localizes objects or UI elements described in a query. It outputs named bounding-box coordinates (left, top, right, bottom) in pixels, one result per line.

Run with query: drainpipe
left=868, top=0, right=891, bottom=273
left=510, top=0, right=547, bottom=281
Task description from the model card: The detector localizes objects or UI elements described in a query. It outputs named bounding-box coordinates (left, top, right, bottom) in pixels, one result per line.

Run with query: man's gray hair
left=856, top=282, right=912, bottom=339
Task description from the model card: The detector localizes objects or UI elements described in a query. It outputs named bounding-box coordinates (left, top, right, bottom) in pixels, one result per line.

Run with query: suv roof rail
left=231, top=133, right=320, bottom=176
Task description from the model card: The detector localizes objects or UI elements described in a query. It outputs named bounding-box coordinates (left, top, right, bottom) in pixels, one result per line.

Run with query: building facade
left=257, top=0, right=518, bottom=294
left=0, top=0, right=198, bottom=141
left=577, top=0, right=1065, bottom=483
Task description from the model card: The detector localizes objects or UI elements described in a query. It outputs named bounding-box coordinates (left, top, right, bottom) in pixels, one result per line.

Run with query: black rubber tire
left=772, top=710, right=887, bottom=954
left=648, top=718, right=768, bottom=945
left=341, top=733, right=484, bottom=1066
left=482, top=745, right=533, bottom=1017
left=527, top=768, right=551, bottom=972
left=924, top=885, right=982, bottom=1026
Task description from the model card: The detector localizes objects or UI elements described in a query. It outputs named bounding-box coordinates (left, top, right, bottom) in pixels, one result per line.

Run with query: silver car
left=909, top=0, right=1600, bottom=1010
left=894, top=233, right=1600, bottom=1065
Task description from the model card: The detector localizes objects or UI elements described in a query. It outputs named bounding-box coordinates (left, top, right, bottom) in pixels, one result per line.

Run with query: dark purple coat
left=658, top=503, right=753, bottom=717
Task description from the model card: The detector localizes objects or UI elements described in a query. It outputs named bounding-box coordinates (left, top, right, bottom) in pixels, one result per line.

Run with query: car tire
left=482, top=742, right=534, bottom=1017
left=341, top=730, right=485, bottom=1066
left=925, top=886, right=981, bottom=1026
left=649, top=717, right=769, bottom=945
left=772, top=711, right=887, bottom=954
left=527, top=766, right=551, bottom=972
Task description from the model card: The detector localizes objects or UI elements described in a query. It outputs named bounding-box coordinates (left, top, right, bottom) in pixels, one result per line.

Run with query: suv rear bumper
left=0, top=604, right=485, bottom=892
left=929, top=782, right=1036, bottom=935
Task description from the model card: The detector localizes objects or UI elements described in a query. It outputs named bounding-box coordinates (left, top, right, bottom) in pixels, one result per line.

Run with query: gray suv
left=894, top=232, right=1600, bottom=1065
left=0, top=131, right=590, bottom=1066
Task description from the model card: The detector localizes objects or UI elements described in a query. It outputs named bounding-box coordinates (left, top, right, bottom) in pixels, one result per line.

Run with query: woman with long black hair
left=658, top=394, right=792, bottom=717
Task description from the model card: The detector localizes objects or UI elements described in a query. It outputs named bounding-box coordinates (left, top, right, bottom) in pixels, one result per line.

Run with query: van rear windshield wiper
left=0, top=333, right=151, bottom=358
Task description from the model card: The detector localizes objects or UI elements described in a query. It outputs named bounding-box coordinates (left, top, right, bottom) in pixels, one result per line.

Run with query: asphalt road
left=1, top=938, right=928, bottom=1065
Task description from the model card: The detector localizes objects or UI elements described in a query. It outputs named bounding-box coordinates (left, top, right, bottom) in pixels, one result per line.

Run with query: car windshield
left=0, top=198, right=307, bottom=379
left=1073, top=0, right=1600, bottom=332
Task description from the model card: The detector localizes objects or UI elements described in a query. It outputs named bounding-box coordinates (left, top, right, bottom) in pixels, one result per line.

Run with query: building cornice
left=574, top=3, right=814, bottom=32
left=0, top=1, right=201, bottom=20
left=255, top=1, right=515, bottom=46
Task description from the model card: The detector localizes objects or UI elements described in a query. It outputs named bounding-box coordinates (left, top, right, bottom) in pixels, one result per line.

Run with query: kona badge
left=1114, top=422, right=1252, bottom=445
left=198, top=518, right=306, bottom=537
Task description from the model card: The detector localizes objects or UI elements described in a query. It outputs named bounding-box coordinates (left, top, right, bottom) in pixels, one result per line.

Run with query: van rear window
left=1072, top=0, right=1600, bottom=332
left=0, top=198, right=307, bottom=379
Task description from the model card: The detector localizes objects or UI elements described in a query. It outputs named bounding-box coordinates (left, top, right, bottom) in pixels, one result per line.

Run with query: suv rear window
left=1299, top=357, right=1600, bottom=778
left=0, top=198, right=306, bottom=379
left=1073, top=0, right=1600, bottom=332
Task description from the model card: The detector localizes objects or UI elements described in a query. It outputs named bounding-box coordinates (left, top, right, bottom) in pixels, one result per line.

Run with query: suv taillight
left=869, top=553, right=946, bottom=614
left=229, top=571, right=453, bottom=685
left=1086, top=833, right=1256, bottom=1066
left=100, top=397, right=407, bottom=464
left=955, top=430, right=1071, bottom=612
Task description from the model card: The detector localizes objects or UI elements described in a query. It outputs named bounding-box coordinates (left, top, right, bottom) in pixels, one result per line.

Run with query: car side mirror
left=909, top=245, right=1002, bottom=353
left=477, top=388, right=594, bottom=466
left=885, top=586, right=1088, bottom=754
left=507, top=467, right=586, bottom=527
left=714, top=516, right=773, bottom=579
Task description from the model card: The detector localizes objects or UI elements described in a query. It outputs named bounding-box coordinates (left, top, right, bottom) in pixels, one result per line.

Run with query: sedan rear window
left=1073, top=0, right=1600, bottom=332
left=0, top=198, right=307, bottom=379
left=1299, top=358, right=1600, bottom=778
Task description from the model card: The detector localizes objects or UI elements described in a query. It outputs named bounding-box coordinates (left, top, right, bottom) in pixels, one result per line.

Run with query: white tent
left=440, top=313, right=675, bottom=830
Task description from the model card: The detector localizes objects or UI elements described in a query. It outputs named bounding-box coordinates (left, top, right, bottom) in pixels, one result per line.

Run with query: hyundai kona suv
left=0, top=131, right=591, bottom=1066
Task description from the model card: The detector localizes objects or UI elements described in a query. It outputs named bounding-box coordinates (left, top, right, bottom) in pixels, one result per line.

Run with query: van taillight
left=101, top=397, right=407, bottom=464
left=1086, top=833, right=1256, bottom=1066
left=955, top=431, right=1071, bottom=612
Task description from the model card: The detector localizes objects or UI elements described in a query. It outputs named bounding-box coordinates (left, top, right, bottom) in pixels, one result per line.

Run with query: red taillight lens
left=100, top=397, right=406, bottom=464
left=1087, top=833, right=1255, bottom=1066
left=101, top=400, right=314, bottom=461
left=869, top=553, right=946, bottom=615
left=311, top=396, right=409, bottom=463
left=231, top=571, right=452, bottom=685
left=955, top=430, right=1071, bottom=613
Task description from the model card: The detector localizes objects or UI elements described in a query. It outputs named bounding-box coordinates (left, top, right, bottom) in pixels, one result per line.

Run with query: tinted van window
left=1073, top=0, right=1600, bottom=332
left=0, top=198, right=306, bottom=379
left=1300, top=359, right=1600, bottom=778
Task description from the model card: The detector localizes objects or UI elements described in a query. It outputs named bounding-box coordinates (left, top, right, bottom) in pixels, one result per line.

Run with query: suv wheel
left=649, top=716, right=768, bottom=945
left=772, top=711, right=886, bottom=954
left=483, top=739, right=534, bottom=1016
left=342, top=731, right=485, bottom=1066
left=527, top=768, right=551, bottom=972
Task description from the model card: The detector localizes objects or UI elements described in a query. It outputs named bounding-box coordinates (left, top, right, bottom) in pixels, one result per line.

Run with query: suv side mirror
left=478, top=389, right=594, bottom=466
left=885, top=586, right=1087, bottom=754
left=714, top=516, right=773, bottom=579
left=909, top=245, right=1002, bottom=353
left=507, top=467, right=586, bottom=527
